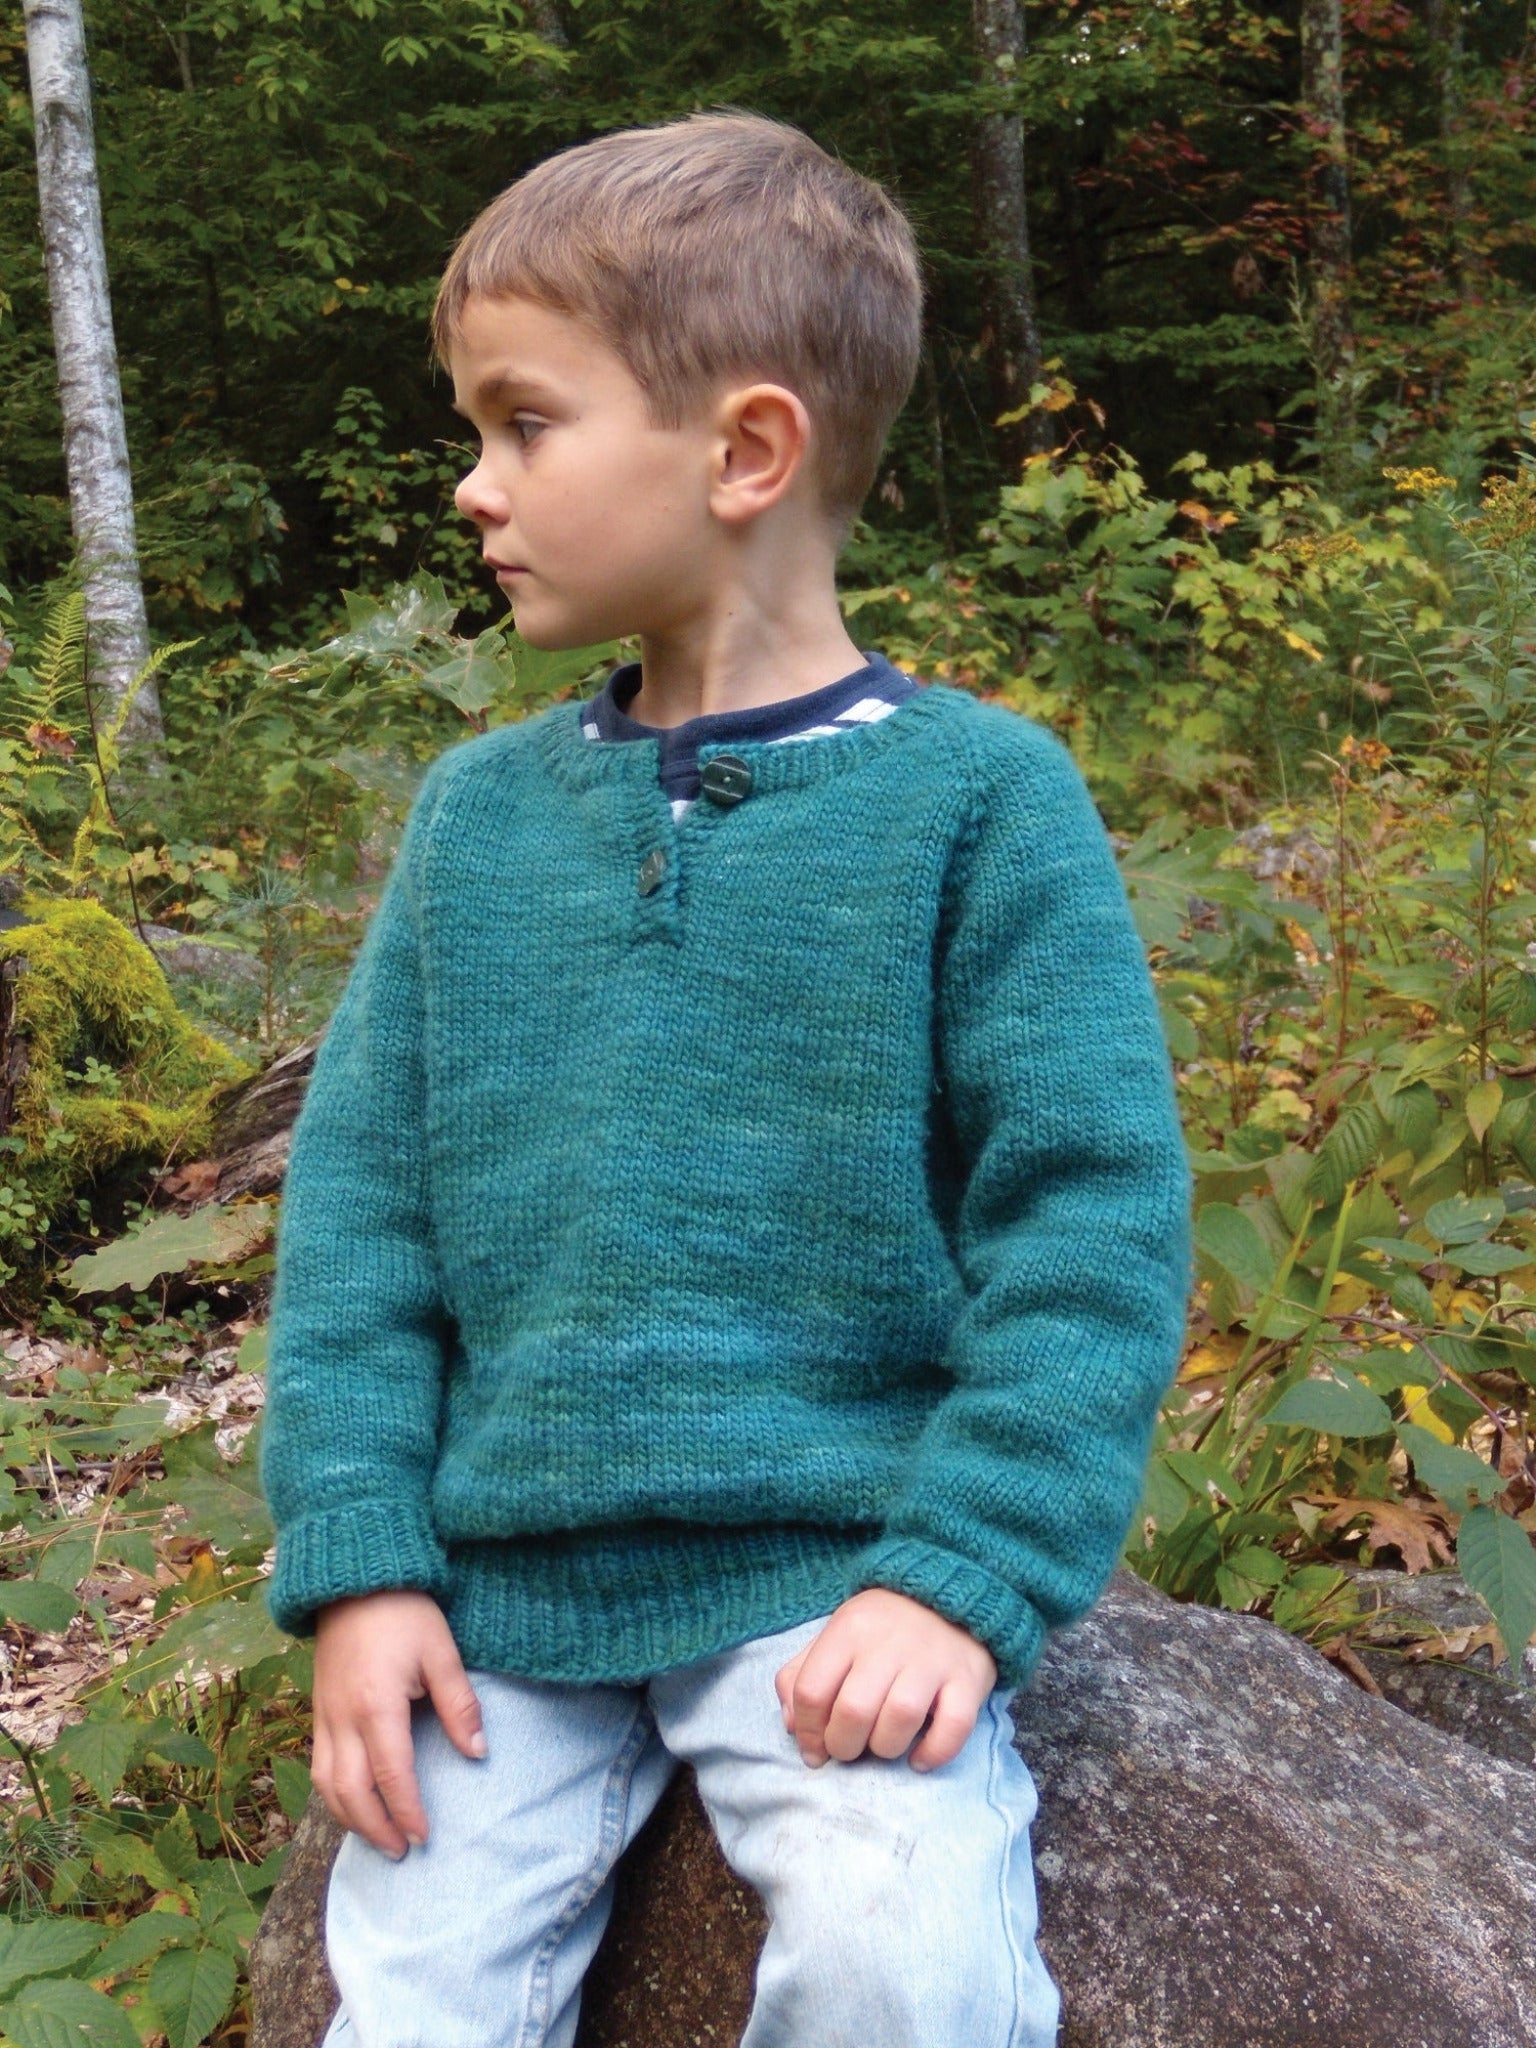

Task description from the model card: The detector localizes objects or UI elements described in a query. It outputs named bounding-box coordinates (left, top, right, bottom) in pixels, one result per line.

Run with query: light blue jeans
left=321, top=1614, right=1062, bottom=2048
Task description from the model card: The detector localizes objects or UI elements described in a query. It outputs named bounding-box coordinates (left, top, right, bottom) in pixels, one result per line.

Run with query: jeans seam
left=514, top=1698, right=655, bottom=2048
left=983, top=1692, right=1031, bottom=2048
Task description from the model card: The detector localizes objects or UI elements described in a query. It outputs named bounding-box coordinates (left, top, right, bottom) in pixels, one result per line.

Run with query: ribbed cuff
left=266, top=1497, right=453, bottom=1639
left=847, top=1534, right=1048, bottom=1690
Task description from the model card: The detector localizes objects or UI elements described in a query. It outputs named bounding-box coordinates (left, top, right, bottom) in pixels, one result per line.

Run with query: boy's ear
left=708, top=383, right=812, bottom=525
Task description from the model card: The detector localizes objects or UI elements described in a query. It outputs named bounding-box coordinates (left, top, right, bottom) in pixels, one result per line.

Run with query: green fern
left=3, top=588, right=87, bottom=746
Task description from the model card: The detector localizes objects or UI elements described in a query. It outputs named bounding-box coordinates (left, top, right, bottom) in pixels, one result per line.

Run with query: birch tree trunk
left=23, top=0, right=164, bottom=763
left=971, top=0, right=1053, bottom=475
left=1298, top=0, right=1357, bottom=489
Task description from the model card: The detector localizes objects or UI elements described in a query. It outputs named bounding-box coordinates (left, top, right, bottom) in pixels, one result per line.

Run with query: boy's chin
left=505, top=605, right=609, bottom=654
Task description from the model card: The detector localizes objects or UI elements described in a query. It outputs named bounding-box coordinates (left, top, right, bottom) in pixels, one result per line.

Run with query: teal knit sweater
left=259, top=680, right=1191, bottom=1689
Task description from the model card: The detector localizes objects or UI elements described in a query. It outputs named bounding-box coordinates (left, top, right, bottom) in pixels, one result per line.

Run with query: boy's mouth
left=485, top=557, right=529, bottom=578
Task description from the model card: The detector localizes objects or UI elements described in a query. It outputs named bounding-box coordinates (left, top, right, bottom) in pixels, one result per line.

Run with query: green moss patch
left=0, top=895, right=253, bottom=1246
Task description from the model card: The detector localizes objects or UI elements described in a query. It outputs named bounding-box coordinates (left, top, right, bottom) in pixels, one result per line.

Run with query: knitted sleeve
left=848, top=717, right=1191, bottom=1689
left=259, top=758, right=457, bottom=1638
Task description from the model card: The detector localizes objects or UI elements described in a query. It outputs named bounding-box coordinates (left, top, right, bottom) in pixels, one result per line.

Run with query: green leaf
left=1119, top=819, right=1265, bottom=950
left=149, top=1943, right=238, bottom=2048
left=0, top=1976, right=140, bottom=2048
left=1397, top=1424, right=1507, bottom=1508
left=1270, top=1563, right=1356, bottom=1634
left=1410, top=1114, right=1470, bottom=1184
left=1193, top=1202, right=1276, bottom=1293
left=153, top=1466, right=272, bottom=1553
left=1450, top=1240, right=1531, bottom=1276
left=1223, top=1542, right=1289, bottom=1586
left=0, top=1579, right=79, bottom=1633
left=97, top=1532, right=157, bottom=1578
left=503, top=636, right=616, bottom=706
left=235, top=1325, right=268, bottom=1373
left=272, top=1757, right=312, bottom=1823
left=121, top=1595, right=288, bottom=1696
left=65, top=1402, right=171, bottom=1457
left=151, top=1811, right=200, bottom=1885
left=34, top=1534, right=96, bottom=1592
left=1352, top=1345, right=1433, bottom=1395
left=1161, top=1447, right=1242, bottom=1506
left=1425, top=1191, right=1505, bottom=1244
left=1157, top=994, right=1198, bottom=1061
left=1381, top=1079, right=1438, bottom=1157
left=1303, top=1098, right=1385, bottom=1204
left=420, top=627, right=516, bottom=717
left=141, top=1729, right=218, bottom=1771
left=84, top=1832, right=180, bottom=1894
left=49, top=1716, right=142, bottom=1806
left=1432, top=1328, right=1536, bottom=1379
left=88, top=1910, right=195, bottom=1982
left=1262, top=1370, right=1394, bottom=1437
left=1457, top=1503, right=1536, bottom=1671
left=64, top=1203, right=275, bottom=1296
left=322, top=576, right=456, bottom=658
left=1265, top=1146, right=1316, bottom=1234
left=1356, top=1236, right=1433, bottom=1264
left=0, top=1919, right=101, bottom=1998
left=1188, top=1148, right=1271, bottom=1200
left=1465, top=1077, right=1504, bottom=1143
left=242, top=1844, right=291, bottom=1900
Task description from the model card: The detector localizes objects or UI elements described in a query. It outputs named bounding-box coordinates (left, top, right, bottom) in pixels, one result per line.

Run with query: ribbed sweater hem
left=850, top=1533, right=1049, bottom=1690
left=440, top=1523, right=873, bottom=1684
left=266, top=1497, right=452, bottom=1639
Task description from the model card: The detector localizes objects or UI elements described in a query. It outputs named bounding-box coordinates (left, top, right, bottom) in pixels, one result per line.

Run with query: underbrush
left=1, top=415, right=1535, bottom=2040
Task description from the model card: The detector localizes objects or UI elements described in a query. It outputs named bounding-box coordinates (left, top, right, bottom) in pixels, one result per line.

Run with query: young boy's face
left=448, top=294, right=724, bottom=650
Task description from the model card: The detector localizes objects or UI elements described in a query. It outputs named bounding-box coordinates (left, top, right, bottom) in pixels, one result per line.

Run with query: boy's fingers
left=789, top=1632, right=857, bottom=1765
left=360, top=1707, right=429, bottom=1848
left=908, top=1677, right=984, bottom=1773
left=422, top=1638, right=488, bottom=1761
left=310, top=1721, right=333, bottom=1804
left=330, top=1731, right=409, bottom=1858
left=821, top=1656, right=902, bottom=1764
left=867, top=1678, right=939, bottom=1762
left=774, top=1646, right=808, bottom=1729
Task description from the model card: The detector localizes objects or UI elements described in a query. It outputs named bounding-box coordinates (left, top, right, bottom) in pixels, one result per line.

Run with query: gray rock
left=1350, top=1563, right=1536, bottom=1683
left=249, top=1568, right=1536, bottom=2048
left=1018, top=1569, right=1536, bottom=2047
left=137, top=922, right=265, bottom=989
left=1344, top=1564, right=1536, bottom=1772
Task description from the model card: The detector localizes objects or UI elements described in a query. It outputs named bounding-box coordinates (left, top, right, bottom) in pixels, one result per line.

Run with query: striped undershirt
left=579, top=651, right=920, bottom=818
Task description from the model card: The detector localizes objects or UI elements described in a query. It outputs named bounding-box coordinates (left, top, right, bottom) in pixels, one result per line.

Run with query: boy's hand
left=774, top=1587, right=997, bottom=1772
left=312, top=1589, right=487, bottom=1858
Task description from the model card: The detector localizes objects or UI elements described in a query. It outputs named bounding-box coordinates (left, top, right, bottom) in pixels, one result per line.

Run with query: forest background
left=2, top=3, right=1536, bottom=2045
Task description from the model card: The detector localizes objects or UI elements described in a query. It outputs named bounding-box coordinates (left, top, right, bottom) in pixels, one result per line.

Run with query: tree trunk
left=970, top=0, right=1053, bottom=475
left=527, top=0, right=568, bottom=47
left=1298, top=0, right=1357, bottom=489
left=1424, top=0, right=1475, bottom=301
left=23, top=0, right=164, bottom=764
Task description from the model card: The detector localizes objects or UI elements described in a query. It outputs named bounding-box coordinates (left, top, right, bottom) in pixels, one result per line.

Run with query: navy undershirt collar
left=580, top=652, right=919, bottom=803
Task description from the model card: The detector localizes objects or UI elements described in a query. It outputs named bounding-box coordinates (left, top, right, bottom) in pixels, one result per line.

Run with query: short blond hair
left=431, top=111, right=923, bottom=527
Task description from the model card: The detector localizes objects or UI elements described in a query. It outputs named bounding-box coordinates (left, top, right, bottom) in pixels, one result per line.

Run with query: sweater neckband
left=535, top=673, right=965, bottom=797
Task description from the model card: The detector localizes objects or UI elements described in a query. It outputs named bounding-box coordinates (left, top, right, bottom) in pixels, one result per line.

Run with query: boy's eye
left=513, top=416, right=545, bottom=446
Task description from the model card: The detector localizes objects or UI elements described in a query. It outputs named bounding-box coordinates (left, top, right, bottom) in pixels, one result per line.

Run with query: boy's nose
left=455, top=464, right=505, bottom=526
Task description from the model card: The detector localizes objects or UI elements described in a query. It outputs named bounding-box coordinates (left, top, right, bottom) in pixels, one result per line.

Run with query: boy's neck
left=626, top=550, right=866, bottom=730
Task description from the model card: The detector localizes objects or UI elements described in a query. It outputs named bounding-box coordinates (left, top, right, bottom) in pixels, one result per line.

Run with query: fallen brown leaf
left=1306, top=1492, right=1457, bottom=1574
left=1320, top=1637, right=1385, bottom=1695
left=158, top=1159, right=221, bottom=1204
left=1402, top=1622, right=1502, bottom=1663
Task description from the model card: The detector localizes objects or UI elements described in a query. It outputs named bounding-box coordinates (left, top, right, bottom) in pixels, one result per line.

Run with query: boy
left=260, top=110, right=1191, bottom=2048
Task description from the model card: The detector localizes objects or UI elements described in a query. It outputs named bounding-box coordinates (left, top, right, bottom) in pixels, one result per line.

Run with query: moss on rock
left=0, top=894, right=253, bottom=1247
